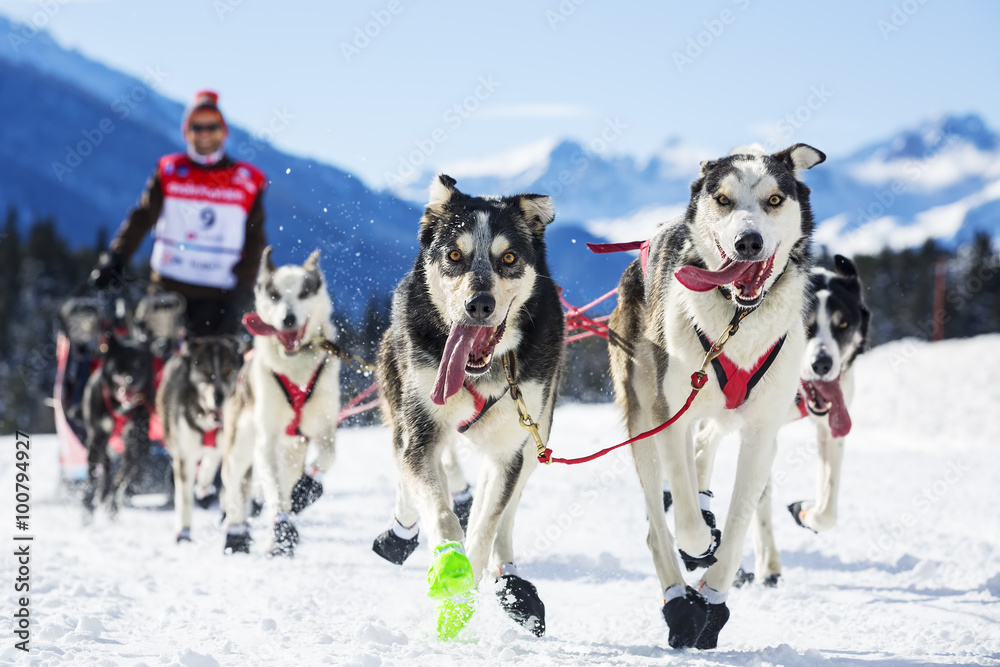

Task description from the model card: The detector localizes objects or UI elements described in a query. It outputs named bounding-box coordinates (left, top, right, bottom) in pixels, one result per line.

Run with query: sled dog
left=221, top=247, right=339, bottom=557
left=157, top=336, right=242, bottom=542
left=718, top=254, right=870, bottom=586
left=608, top=143, right=825, bottom=648
left=81, top=334, right=154, bottom=517
left=373, top=175, right=564, bottom=638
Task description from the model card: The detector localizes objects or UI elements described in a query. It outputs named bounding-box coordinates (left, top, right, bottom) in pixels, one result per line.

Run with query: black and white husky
left=373, top=175, right=564, bottom=638
left=608, top=144, right=825, bottom=649
left=156, top=336, right=242, bottom=543
left=725, top=254, right=870, bottom=586
left=220, top=247, right=340, bottom=557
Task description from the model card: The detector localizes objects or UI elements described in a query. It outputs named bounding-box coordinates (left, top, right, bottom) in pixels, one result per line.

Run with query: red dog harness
left=272, top=359, right=329, bottom=436
left=696, top=329, right=786, bottom=409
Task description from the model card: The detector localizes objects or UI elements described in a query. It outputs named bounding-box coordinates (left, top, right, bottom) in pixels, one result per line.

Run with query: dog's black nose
left=734, top=231, right=764, bottom=259
left=812, top=351, right=833, bottom=377
left=282, top=312, right=297, bottom=329
left=465, top=293, right=496, bottom=321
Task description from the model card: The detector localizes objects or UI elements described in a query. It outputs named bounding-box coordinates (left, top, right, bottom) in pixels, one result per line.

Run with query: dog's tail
left=607, top=259, right=646, bottom=437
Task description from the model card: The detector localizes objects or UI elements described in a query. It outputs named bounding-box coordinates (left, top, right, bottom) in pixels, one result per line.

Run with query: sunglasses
left=190, top=123, right=222, bottom=133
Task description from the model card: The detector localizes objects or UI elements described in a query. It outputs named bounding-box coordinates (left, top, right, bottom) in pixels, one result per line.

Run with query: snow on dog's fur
left=373, top=175, right=564, bottom=638
left=608, top=143, right=825, bottom=649
left=220, top=247, right=340, bottom=557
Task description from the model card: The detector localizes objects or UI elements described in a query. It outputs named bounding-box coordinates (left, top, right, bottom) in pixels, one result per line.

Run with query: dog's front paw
left=372, top=527, right=419, bottom=565
left=224, top=525, right=252, bottom=555
left=176, top=528, right=192, bottom=543
left=695, top=600, right=730, bottom=650
left=437, top=597, right=475, bottom=641
left=496, top=574, right=545, bottom=636
left=661, top=585, right=708, bottom=649
left=787, top=501, right=818, bottom=533
left=732, top=567, right=754, bottom=588
left=290, top=473, right=323, bottom=514
left=426, top=542, right=474, bottom=601
left=680, top=528, right=722, bottom=571
left=269, top=519, right=299, bottom=558
left=194, top=484, right=219, bottom=510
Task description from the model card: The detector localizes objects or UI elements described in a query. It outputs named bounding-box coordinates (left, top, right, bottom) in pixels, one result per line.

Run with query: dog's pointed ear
left=834, top=254, right=858, bottom=279
left=772, top=143, right=826, bottom=174
left=419, top=175, right=459, bottom=244
left=428, top=174, right=457, bottom=211
left=519, top=194, right=556, bottom=235
left=259, top=246, right=276, bottom=279
left=303, top=248, right=321, bottom=272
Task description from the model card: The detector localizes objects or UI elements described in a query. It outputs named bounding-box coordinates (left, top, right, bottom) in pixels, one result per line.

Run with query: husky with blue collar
left=373, top=175, right=564, bottom=639
left=607, top=143, right=825, bottom=649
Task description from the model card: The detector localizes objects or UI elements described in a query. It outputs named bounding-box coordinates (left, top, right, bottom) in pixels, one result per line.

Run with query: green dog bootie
left=426, top=541, right=474, bottom=600
left=427, top=542, right=476, bottom=640
left=437, top=597, right=475, bottom=640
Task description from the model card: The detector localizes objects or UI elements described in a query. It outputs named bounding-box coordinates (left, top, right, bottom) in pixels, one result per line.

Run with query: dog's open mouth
left=243, top=312, right=308, bottom=354
left=275, top=322, right=308, bottom=354
left=430, top=320, right=507, bottom=405
left=115, top=385, right=144, bottom=406
left=800, top=377, right=852, bottom=437
left=675, top=244, right=777, bottom=308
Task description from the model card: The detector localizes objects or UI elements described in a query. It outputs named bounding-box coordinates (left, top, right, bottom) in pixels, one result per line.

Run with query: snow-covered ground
left=2, top=335, right=999, bottom=666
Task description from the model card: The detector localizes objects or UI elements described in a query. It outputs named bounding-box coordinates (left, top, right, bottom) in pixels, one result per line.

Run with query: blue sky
left=2, top=0, right=998, bottom=190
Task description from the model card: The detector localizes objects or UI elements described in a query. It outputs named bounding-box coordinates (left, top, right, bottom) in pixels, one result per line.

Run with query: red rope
left=538, top=371, right=708, bottom=465
left=337, top=381, right=380, bottom=424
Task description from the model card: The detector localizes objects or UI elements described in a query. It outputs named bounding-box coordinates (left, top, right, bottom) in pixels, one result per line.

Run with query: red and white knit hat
left=180, top=90, right=227, bottom=137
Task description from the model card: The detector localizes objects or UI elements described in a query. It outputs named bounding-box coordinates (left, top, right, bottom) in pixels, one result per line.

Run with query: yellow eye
left=716, top=194, right=730, bottom=206
left=449, top=250, right=462, bottom=262
left=838, top=320, right=848, bottom=328
left=768, top=195, right=783, bottom=206
left=502, top=252, right=516, bottom=265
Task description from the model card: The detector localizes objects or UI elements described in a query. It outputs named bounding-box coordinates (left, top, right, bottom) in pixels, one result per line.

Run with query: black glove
left=89, top=252, right=125, bottom=290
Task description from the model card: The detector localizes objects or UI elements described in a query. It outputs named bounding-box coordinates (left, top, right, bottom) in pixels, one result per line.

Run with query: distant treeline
left=0, top=207, right=997, bottom=433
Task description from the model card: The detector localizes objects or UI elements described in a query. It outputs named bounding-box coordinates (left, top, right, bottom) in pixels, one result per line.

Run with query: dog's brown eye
left=268, top=289, right=280, bottom=301
left=502, top=252, right=516, bottom=266
left=716, top=194, right=730, bottom=206
left=449, top=250, right=462, bottom=262
left=838, top=320, right=848, bottom=328
left=768, top=195, right=783, bottom=206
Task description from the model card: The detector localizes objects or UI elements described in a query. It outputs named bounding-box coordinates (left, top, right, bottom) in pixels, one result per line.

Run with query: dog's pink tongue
left=242, top=312, right=279, bottom=337
left=430, top=324, right=489, bottom=406
left=675, top=259, right=756, bottom=292
left=814, top=378, right=852, bottom=438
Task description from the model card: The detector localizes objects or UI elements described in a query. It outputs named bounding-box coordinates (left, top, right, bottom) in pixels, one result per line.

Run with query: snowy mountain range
left=2, top=14, right=997, bottom=320
left=395, top=116, right=1000, bottom=259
